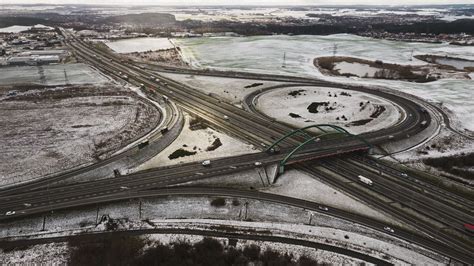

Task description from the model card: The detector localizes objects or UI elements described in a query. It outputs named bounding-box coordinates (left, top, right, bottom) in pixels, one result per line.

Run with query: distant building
left=18, top=50, right=66, bottom=57
left=7, top=55, right=60, bottom=66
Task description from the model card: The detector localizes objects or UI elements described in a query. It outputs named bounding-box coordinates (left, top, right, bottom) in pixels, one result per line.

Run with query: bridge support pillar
left=265, top=163, right=279, bottom=184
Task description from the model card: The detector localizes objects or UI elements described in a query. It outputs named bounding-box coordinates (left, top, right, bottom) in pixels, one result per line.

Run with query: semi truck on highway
left=358, top=175, right=373, bottom=186
left=464, top=223, right=474, bottom=232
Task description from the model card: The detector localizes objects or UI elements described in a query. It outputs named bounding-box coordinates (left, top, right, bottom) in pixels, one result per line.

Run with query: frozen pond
left=175, top=34, right=474, bottom=132
left=105, top=38, right=174, bottom=53
left=435, top=58, right=474, bottom=71
left=0, top=63, right=109, bottom=86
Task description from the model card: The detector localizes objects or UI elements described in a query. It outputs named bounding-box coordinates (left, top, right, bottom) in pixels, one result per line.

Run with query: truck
left=202, top=160, right=211, bottom=167
left=160, top=127, right=169, bottom=134
left=420, top=120, right=428, bottom=127
left=358, top=175, right=373, bottom=186
left=464, top=223, right=474, bottom=233
left=162, top=95, right=169, bottom=102
left=138, top=141, right=149, bottom=149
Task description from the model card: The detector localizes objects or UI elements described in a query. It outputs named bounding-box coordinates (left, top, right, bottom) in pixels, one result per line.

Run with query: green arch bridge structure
left=266, top=124, right=372, bottom=175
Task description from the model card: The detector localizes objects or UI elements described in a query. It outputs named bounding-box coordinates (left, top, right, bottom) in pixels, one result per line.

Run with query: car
left=5, top=211, right=15, bottom=216
left=229, top=166, right=237, bottom=169
left=260, top=142, right=266, bottom=147
left=254, top=162, right=262, bottom=166
left=223, top=115, right=229, bottom=120
left=23, top=203, right=32, bottom=207
left=196, top=172, right=204, bottom=176
left=383, top=226, right=395, bottom=233
left=318, top=206, right=329, bottom=211
left=202, top=160, right=211, bottom=166
left=400, top=173, right=408, bottom=177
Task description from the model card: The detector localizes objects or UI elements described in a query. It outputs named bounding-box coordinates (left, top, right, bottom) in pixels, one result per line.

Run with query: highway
left=245, top=85, right=474, bottom=257
left=1, top=186, right=472, bottom=263
left=0, top=30, right=472, bottom=264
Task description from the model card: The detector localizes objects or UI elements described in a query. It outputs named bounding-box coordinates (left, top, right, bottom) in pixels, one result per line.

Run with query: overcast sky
left=2, top=0, right=473, bottom=5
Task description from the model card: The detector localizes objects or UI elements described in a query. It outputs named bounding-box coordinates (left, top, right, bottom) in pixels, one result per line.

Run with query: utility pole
left=41, top=215, right=46, bottom=231
left=63, top=69, right=70, bottom=85
left=139, top=199, right=142, bottom=220
left=282, top=52, right=286, bottom=68
left=244, top=202, right=249, bottom=220
left=410, top=49, right=414, bottom=61
left=95, top=204, right=99, bottom=225
left=333, top=43, right=338, bottom=57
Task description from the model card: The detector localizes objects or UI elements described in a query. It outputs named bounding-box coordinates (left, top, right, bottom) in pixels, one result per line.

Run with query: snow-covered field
left=105, top=38, right=174, bottom=54
left=158, top=72, right=285, bottom=105
left=0, top=85, right=161, bottom=187
left=0, top=63, right=109, bottom=86
left=255, top=86, right=401, bottom=135
left=135, top=113, right=257, bottom=170
left=0, top=242, right=68, bottom=264
left=175, top=34, right=474, bottom=132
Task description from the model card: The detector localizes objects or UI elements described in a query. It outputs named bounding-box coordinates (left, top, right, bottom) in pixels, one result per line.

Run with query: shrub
left=210, top=198, right=226, bottom=207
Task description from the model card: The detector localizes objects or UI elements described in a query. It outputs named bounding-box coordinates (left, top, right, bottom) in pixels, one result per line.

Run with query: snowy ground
left=158, top=72, right=286, bottom=106
left=0, top=242, right=68, bottom=264
left=262, top=169, right=394, bottom=225
left=175, top=34, right=474, bottom=132
left=135, top=113, right=257, bottom=171
left=334, top=61, right=379, bottom=77
left=0, top=63, right=109, bottom=86
left=105, top=38, right=174, bottom=54
left=392, top=127, right=474, bottom=185
left=0, top=85, right=161, bottom=187
left=255, top=86, right=401, bottom=135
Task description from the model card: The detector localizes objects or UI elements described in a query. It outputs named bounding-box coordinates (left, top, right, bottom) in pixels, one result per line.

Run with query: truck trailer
left=358, top=175, right=373, bottom=186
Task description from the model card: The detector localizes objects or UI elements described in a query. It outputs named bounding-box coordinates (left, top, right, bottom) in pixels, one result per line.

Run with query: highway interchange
left=0, top=30, right=473, bottom=264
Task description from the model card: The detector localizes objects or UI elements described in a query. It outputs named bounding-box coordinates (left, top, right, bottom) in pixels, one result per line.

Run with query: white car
left=400, top=173, right=408, bottom=177
left=318, top=206, right=329, bottom=211
left=5, top=211, right=15, bottom=216
left=254, top=162, right=262, bottom=166
left=202, top=160, right=211, bottom=166
left=383, top=226, right=395, bottom=233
